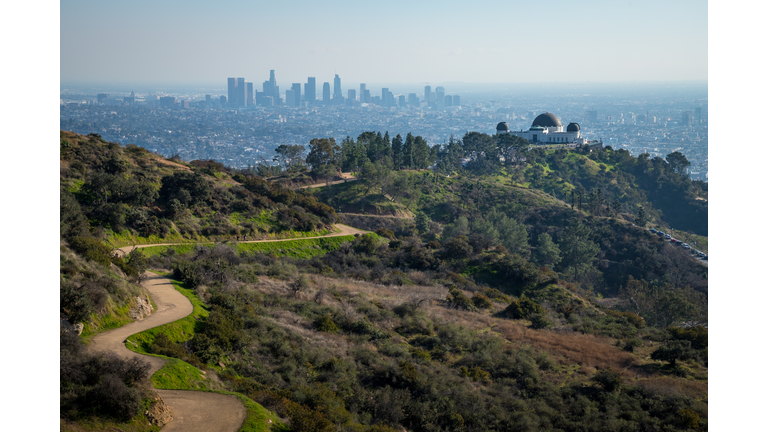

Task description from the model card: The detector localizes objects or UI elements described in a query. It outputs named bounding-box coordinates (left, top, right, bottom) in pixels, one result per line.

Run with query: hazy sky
left=61, top=0, right=706, bottom=86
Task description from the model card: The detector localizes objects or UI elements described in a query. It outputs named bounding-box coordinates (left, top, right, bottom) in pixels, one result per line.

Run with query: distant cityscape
left=60, top=72, right=707, bottom=181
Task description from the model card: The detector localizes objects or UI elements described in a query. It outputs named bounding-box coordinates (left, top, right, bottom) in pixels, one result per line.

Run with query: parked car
left=664, top=234, right=671, bottom=239
left=650, top=229, right=658, bottom=233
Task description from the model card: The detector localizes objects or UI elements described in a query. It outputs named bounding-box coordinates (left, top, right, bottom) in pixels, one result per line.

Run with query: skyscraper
left=305, top=77, right=316, bottom=104
left=435, top=86, right=445, bottom=108
left=291, top=83, right=301, bottom=106
left=286, top=89, right=296, bottom=107
left=333, top=74, right=342, bottom=102
left=347, top=89, right=356, bottom=105
left=453, top=95, right=460, bottom=106
left=323, top=82, right=331, bottom=104
left=359, top=83, right=366, bottom=103
left=237, top=78, right=246, bottom=107
left=246, top=83, right=254, bottom=106
left=424, top=85, right=431, bottom=107
left=408, top=93, right=419, bottom=106
left=444, top=95, right=452, bottom=107
left=227, top=78, right=236, bottom=107
left=399, top=95, right=406, bottom=107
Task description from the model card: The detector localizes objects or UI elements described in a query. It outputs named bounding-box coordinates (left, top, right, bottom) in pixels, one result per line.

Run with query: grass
left=81, top=298, right=135, bottom=338
left=125, top=276, right=287, bottom=431
left=139, top=235, right=356, bottom=259
left=152, top=358, right=212, bottom=390
left=125, top=278, right=208, bottom=353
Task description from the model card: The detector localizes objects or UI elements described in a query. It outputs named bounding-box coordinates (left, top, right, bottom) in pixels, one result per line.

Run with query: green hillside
left=60, top=132, right=707, bottom=431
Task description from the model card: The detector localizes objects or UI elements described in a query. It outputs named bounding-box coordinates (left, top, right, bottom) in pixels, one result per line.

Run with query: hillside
left=60, top=132, right=707, bottom=431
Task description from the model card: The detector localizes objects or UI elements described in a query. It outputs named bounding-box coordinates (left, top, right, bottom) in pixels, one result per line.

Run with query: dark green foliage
left=414, top=211, right=430, bottom=234
left=446, top=287, right=477, bottom=311
left=592, top=368, right=623, bottom=392
left=314, top=314, right=339, bottom=333
left=442, top=235, right=472, bottom=259
left=533, top=233, right=560, bottom=267
left=60, top=331, right=149, bottom=422
left=60, top=281, right=95, bottom=324
left=471, top=293, right=493, bottom=310
left=667, top=325, right=707, bottom=349
left=651, top=340, right=697, bottom=366
left=505, top=294, right=545, bottom=320
left=529, top=313, right=552, bottom=329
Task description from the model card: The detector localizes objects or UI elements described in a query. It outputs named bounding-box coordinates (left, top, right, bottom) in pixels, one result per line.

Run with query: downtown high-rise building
left=359, top=83, right=366, bottom=103
left=227, top=78, right=247, bottom=107
left=408, top=93, right=419, bottom=106
left=347, top=89, right=356, bottom=105
left=291, top=83, right=302, bottom=106
left=333, top=74, right=342, bottom=102
left=305, top=77, right=316, bottom=104
left=286, top=89, right=296, bottom=107
left=424, top=85, right=432, bottom=107
left=452, top=95, right=460, bottom=107
left=399, top=95, right=406, bottom=107
left=435, top=86, right=445, bottom=108
left=261, top=70, right=279, bottom=105
left=323, top=82, right=331, bottom=104
left=246, top=82, right=254, bottom=106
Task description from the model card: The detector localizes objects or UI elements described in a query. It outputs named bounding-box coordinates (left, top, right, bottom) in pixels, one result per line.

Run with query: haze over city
left=61, top=0, right=707, bottom=85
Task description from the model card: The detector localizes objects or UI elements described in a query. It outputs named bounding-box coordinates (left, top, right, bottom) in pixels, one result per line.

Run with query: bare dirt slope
left=89, top=273, right=247, bottom=431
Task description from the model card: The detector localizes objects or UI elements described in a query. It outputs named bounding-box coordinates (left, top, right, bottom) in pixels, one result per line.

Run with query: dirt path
left=89, top=273, right=246, bottom=431
left=295, top=176, right=358, bottom=190
left=93, top=224, right=371, bottom=430
left=114, top=223, right=369, bottom=258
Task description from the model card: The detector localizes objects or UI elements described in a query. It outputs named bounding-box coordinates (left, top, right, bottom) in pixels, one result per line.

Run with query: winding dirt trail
left=91, top=224, right=370, bottom=430
left=114, top=223, right=369, bottom=258
left=89, top=273, right=247, bottom=431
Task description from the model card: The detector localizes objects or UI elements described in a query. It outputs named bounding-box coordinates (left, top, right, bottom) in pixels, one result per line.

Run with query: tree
left=665, top=151, right=691, bottom=177
left=391, top=134, right=403, bottom=170
left=412, top=135, right=431, bottom=169
left=442, top=216, right=469, bottom=241
left=415, top=211, right=430, bottom=234
left=306, top=138, right=340, bottom=171
left=558, top=219, right=600, bottom=277
left=635, top=205, right=648, bottom=227
left=533, top=233, right=561, bottom=267
left=487, top=208, right=529, bottom=255
left=274, top=144, right=306, bottom=171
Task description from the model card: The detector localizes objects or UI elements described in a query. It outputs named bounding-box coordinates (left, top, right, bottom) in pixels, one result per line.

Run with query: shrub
left=314, top=315, right=339, bottom=333
left=60, top=281, right=95, bottom=324
left=592, top=368, right=623, bottom=392
left=460, top=366, right=491, bottom=382
left=667, top=325, right=707, bottom=349
left=505, top=294, right=545, bottom=320
left=471, top=293, right=493, bottom=310
left=651, top=340, right=696, bottom=366
left=529, top=313, right=552, bottom=329
left=83, top=374, right=141, bottom=421
left=289, top=275, right=310, bottom=297
left=447, top=287, right=477, bottom=311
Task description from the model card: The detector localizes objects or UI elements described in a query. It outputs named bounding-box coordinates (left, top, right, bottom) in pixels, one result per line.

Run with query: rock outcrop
left=129, top=294, right=154, bottom=320
left=145, top=391, right=173, bottom=426
left=60, top=313, right=84, bottom=335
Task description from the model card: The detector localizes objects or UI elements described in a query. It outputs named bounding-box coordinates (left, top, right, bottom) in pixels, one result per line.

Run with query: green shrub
left=460, top=366, right=491, bottom=382
left=505, top=294, right=545, bottom=320
left=471, top=293, right=493, bottom=310
left=314, top=315, right=339, bottom=333
left=592, top=368, right=623, bottom=392
left=529, top=313, right=552, bottom=329
left=447, top=287, right=477, bottom=311
left=667, top=325, right=707, bottom=349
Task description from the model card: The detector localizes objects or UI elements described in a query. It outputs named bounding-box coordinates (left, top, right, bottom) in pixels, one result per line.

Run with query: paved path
left=89, top=273, right=247, bottom=431
left=115, top=223, right=369, bottom=258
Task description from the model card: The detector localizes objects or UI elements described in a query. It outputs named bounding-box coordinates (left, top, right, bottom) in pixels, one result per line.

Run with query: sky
left=60, top=0, right=707, bottom=86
